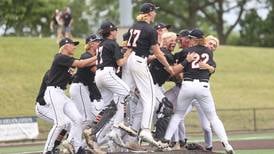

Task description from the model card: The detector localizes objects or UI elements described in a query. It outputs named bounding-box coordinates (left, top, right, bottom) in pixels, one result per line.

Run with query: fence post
left=253, top=108, right=257, bottom=131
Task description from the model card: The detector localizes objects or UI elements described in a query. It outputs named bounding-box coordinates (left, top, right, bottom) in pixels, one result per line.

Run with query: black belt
left=48, top=85, right=65, bottom=90
left=98, top=67, right=115, bottom=70
left=135, top=53, right=147, bottom=58
left=183, top=78, right=209, bottom=83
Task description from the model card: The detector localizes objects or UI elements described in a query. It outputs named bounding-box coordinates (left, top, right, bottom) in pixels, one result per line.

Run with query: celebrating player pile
left=35, top=2, right=234, bottom=154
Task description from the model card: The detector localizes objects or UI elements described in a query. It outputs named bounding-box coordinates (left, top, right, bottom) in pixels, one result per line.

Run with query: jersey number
left=191, top=53, right=209, bottom=69
left=127, top=29, right=141, bottom=47
left=96, top=46, right=103, bottom=65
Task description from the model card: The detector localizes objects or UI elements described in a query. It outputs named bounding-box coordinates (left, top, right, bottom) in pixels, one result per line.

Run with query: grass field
left=0, top=37, right=273, bottom=117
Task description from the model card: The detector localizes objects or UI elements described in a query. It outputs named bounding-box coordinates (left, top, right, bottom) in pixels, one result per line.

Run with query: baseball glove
left=185, top=143, right=205, bottom=151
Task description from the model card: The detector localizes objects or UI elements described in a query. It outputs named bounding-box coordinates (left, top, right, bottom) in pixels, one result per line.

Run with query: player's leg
left=43, top=87, right=69, bottom=153
left=164, top=81, right=194, bottom=142
left=164, top=85, right=180, bottom=106
left=196, top=82, right=234, bottom=153
left=176, top=103, right=192, bottom=147
left=63, top=95, right=85, bottom=153
left=35, top=103, right=54, bottom=124
left=193, top=100, right=213, bottom=150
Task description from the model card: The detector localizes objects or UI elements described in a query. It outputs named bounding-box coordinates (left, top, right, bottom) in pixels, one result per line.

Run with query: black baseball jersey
left=47, top=53, right=76, bottom=89
left=179, top=45, right=216, bottom=80
left=73, top=52, right=95, bottom=85
left=73, top=52, right=102, bottom=100
left=126, top=21, right=158, bottom=57
left=149, top=47, right=175, bottom=86
left=173, top=49, right=185, bottom=64
left=96, top=39, right=123, bottom=70
left=36, top=70, right=50, bottom=105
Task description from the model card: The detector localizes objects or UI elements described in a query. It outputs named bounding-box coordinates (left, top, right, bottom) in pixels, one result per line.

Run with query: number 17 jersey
left=126, top=21, right=158, bottom=57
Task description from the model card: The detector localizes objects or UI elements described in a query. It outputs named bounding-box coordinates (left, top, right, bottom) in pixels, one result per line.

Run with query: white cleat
left=223, top=142, right=235, bottom=154
left=62, top=140, right=74, bottom=154
left=139, top=129, right=167, bottom=149
left=118, top=123, right=138, bottom=136
left=108, top=130, right=125, bottom=147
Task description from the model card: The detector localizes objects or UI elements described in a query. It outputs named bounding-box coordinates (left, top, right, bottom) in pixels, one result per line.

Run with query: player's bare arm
left=172, top=52, right=196, bottom=74
left=198, top=61, right=215, bottom=73
left=72, top=56, right=97, bottom=68
left=116, top=48, right=132, bottom=66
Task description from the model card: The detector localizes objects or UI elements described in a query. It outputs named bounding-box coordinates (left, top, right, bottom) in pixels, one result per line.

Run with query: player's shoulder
left=133, top=21, right=153, bottom=32
left=102, top=39, right=117, bottom=48
left=80, top=52, right=92, bottom=59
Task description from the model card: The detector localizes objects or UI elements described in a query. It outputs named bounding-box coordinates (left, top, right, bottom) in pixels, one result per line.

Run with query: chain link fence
left=185, top=108, right=274, bottom=133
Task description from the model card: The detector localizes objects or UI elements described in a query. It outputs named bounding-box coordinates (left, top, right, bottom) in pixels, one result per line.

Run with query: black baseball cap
left=99, top=21, right=118, bottom=32
left=177, top=29, right=190, bottom=37
left=154, top=23, right=172, bottom=30
left=122, top=32, right=130, bottom=41
left=59, top=38, right=79, bottom=48
left=140, top=3, right=159, bottom=14
left=85, top=34, right=102, bottom=44
left=188, top=28, right=204, bottom=39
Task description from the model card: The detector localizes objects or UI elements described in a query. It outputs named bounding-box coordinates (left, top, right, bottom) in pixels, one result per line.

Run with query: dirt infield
left=112, top=150, right=221, bottom=154
left=1, top=137, right=274, bottom=153
left=210, top=139, right=274, bottom=151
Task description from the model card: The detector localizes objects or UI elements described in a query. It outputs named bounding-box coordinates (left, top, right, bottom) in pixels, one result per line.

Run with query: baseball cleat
left=107, top=130, right=125, bottom=147
left=61, top=140, right=74, bottom=154
left=118, top=123, right=138, bottom=136
left=83, top=128, right=106, bottom=154
left=139, top=129, right=169, bottom=149
left=222, top=142, right=235, bottom=154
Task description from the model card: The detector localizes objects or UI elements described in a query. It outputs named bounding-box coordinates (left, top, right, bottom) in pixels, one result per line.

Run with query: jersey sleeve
left=80, top=52, right=91, bottom=60
left=113, top=42, right=123, bottom=61
left=206, top=49, right=216, bottom=68
left=56, top=54, right=76, bottom=67
left=149, top=28, right=158, bottom=46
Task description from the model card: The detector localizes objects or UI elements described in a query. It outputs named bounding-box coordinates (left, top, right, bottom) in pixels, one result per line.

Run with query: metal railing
left=185, top=108, right=274, bottom=133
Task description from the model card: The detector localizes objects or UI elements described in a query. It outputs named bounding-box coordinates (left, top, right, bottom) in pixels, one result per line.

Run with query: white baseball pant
left=164, top=80, right=229, bottom=145
left=122, top=52, right=156, bottom=130
left=69, top=83, right=104, bottom=128
left=44, top=86, right=84, bottom=153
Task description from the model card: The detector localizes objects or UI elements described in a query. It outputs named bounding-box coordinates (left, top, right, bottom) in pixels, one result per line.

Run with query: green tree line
left=0, top=0, right=273, bottom=47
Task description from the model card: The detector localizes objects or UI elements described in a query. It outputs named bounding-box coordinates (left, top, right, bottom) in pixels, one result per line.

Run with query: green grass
left=1, top=37, right=273, bottom=117
left=0, top=37, right=274, bottom=138
left=0, top=37, right=84, bottom=117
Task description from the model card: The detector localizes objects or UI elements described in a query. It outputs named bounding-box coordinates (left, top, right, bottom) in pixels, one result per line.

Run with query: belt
left=183, top=78, right=209, bottom=83
left=134, top=52, right=147, bottom=58
left=48, top=85, right=65, bottom=90
left=98, top=67, right=115, bottom=71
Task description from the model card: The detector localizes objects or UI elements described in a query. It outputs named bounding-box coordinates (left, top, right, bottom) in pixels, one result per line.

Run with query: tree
left=239, top=9, right=264, bottom=46
left=0, top=0, right=66, bottom=36
left=238, top=0, right=274, bottom=47
left=260, top=0, right=274, bottom=47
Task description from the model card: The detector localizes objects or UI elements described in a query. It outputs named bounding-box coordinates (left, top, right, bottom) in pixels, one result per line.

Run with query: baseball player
left=35, top=70, right=70, bottom=154
left=43, top=38, right=96, bottom=154
left=94, top=21, right=132, bottom=148
left=164, top=29, right=191, bottom=147
left=165, top=33, right=220, bottom=151
left=149, top=32, right=177, bottom=141
left=179, top=35, right=220, bottom=151
left=69, top=34, right=103, bottom=128
left=154, top=22, right=171, bottom=45
left=68, top=34, right=106, bottom=153
left=120, top=2, right=174, bottom=147
left=163, top=29, right=234, bottom=154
